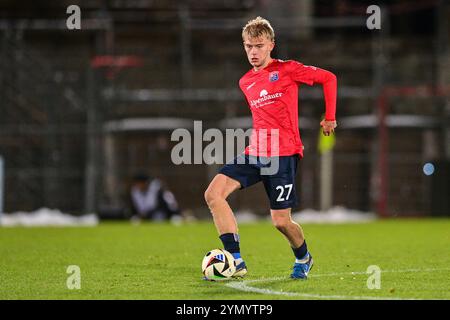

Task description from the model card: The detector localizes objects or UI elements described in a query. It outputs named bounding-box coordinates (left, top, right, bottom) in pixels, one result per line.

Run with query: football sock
left=219, top=233, right=241, bottom=260
left=292, top=240, right=309, bottom=263
left=233, top=253, right=242, bottom=260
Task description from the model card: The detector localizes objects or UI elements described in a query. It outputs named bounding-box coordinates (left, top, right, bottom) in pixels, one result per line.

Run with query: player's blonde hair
left=242, top=16, right=275, bottom=42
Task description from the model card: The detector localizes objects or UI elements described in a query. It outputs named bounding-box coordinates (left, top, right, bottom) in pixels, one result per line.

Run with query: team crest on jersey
left=269, top=71, right=279, bottom=82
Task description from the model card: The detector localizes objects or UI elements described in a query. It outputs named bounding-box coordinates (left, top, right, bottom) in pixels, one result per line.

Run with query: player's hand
left=320, top=119, right=337, bottom=136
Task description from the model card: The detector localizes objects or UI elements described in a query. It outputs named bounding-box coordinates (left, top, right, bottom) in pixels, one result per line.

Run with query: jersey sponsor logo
left=269, top=71, right=279, bottom=82
left=250, top=89, right=283, bottom=108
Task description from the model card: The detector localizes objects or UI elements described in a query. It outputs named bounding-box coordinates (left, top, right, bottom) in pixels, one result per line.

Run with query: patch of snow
left=291, top=206, right=377, bottom=224
left=235, top=210, right=260, bottom=223
left=0, top=207, right=98, bottom=227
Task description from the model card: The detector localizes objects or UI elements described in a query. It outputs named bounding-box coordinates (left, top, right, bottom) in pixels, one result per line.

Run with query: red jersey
left=239, top=59, right=337, bottom=157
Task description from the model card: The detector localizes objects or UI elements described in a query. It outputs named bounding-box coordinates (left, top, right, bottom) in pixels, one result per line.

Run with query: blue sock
left=232, top=252, right=242, bottom=260
left=292, top=240, right=308, bottom=261
left=219, top=233, right=241, bottom=258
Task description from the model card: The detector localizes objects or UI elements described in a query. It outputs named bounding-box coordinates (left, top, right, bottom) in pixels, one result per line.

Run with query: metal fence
left=0, top=1, right=449, bottom=217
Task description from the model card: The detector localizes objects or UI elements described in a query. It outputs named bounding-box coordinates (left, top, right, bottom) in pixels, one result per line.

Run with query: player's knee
left=204, top=188, right=222, bottom=208
left=204, top=188, right=213, bottom=205
left=271, top=216, right=290, bottom=232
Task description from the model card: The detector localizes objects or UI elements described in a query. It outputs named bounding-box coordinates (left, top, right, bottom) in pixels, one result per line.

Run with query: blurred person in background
left=129, top=173, right=182, bottom=224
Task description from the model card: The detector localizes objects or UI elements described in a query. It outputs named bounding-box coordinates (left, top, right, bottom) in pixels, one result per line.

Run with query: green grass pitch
left=0, top=219, right=449, bottom=300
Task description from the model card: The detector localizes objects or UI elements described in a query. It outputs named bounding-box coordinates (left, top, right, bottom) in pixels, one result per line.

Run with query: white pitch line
left=309, top=267, right=450, bottom=278
left=226, top=278, right=409, bottom=300
left=225, top=267, right=450, bottom=300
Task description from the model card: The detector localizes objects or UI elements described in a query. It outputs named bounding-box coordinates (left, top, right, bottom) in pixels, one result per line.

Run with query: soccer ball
left=202, top=249, right=236, bottom=281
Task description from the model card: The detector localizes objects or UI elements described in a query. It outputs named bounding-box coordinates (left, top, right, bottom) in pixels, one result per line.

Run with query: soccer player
left=204, top=17, right=337, bottom=279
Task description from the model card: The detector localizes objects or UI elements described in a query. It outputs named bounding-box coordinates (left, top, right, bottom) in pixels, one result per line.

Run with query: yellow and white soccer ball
left=202, top=249, right=236, bottom=281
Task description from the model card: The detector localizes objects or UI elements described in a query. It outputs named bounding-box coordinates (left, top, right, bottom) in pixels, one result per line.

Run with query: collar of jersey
left=252, top=58, right=276, bottom=73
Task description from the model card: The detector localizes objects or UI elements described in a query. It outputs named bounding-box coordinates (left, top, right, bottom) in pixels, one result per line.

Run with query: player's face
left=243, top=35, right=274, bottom=70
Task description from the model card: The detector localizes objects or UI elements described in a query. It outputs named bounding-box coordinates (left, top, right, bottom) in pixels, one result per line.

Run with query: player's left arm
left=289, top=61, right=337, bottom=136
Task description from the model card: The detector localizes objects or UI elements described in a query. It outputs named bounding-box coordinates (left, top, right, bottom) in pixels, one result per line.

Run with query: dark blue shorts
left=219, top=154, right=299, bottom=210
